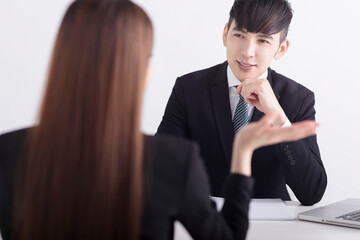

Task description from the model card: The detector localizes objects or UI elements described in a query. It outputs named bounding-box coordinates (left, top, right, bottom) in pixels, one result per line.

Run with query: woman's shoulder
left=0, top=128, right=29, bottom=142
left=143, top=134, right=201, bottom=184
left=144, top=134, right=199, bottom=163
left=0, top=128, right=31, bottom=165
left=144, top=133, right=197, bottom=148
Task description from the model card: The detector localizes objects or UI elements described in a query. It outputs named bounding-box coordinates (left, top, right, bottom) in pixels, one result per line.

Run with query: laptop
left=298, top=198, right=360, bottom=229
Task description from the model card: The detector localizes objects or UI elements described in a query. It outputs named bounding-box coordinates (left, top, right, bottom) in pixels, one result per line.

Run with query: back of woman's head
left=14, top=1, right=153, bottom=239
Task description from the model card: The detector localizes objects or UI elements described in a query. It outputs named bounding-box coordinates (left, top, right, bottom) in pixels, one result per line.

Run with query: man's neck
left=227, top=66, right=268, bottom=87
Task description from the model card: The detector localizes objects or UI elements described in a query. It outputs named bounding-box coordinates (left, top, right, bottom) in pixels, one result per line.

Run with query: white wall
left=1, top=0, right=359, bottom=203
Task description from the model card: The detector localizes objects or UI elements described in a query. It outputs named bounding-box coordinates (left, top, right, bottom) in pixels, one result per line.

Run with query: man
left=157, top=0, right=327, bottom=205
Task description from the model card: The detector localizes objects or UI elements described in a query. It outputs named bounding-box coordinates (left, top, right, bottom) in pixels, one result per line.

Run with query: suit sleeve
left=177, top=143, right=254, bottom=240
left=277, top=91, right=327, bottom=205
left=156, top=78, right=188, bottom=138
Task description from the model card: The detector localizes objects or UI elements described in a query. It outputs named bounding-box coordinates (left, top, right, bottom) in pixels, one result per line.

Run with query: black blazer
left=0, top=128, right=254, bottom=240
left=157, top=61, right=327, bottom=205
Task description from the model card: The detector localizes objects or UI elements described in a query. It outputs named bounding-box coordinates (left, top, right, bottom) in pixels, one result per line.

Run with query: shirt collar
left=227, top=66, right=268, bottom=87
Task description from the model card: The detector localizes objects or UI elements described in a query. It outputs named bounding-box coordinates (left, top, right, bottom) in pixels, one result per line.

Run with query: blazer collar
left=210, top=61, right=233, bottom=165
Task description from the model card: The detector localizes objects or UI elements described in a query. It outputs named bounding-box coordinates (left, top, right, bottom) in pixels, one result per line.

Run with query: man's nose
left=240, top=40, right=256, bottom=58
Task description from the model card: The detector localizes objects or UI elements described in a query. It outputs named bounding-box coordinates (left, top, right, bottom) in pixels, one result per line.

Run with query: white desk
left=174, top=201, right=360, bottom=240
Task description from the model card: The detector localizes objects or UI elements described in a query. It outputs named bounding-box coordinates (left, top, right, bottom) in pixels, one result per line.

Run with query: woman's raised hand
left=230, top=114, right=318, bottom=176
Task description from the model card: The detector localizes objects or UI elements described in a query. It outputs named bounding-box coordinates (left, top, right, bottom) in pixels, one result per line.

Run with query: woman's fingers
left=271, top=121, right=318, bottom=144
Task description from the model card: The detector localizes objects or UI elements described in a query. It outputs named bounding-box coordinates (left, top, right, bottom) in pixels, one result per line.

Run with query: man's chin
left=235, top=73, right=257, bottom=82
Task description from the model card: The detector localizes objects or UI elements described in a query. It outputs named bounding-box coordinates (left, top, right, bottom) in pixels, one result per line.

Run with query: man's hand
left=235, top=78, right=287, bottom=126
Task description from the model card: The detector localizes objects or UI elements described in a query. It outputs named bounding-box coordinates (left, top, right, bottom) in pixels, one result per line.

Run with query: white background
left=1, top=0, right=360, bottom=203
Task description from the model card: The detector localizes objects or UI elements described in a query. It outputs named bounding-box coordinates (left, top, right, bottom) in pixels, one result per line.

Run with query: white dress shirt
left=227, top=66, right=291, bottom=127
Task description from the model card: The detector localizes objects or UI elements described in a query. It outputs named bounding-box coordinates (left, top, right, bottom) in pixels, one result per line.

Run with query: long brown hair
left=14, top=0, right=153, bottom=239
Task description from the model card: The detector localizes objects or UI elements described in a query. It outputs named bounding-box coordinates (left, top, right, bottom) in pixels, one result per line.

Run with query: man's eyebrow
left=232, top=27, right=248, bottom=34
left=257, top=33, right=274, bottom=40
left=231, top=27, right=274, bottom=40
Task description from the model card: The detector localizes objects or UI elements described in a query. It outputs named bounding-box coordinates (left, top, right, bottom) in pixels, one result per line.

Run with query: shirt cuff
left=282, top=118, right=292, bottom=128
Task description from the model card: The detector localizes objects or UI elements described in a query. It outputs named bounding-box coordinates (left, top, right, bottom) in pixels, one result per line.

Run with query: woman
left=0, top=0, right=318, bottom=239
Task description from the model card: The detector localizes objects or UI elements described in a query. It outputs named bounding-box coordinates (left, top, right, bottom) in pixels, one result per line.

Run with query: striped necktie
left=233, top=87, right=249, bottom=134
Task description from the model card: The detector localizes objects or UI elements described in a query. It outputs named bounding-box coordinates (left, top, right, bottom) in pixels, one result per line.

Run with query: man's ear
left=223, top=23, right=229, bottom=47
left=274, top=39, right=289, bottom=60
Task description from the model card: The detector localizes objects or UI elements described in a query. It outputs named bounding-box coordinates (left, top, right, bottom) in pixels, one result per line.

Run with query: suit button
left=290, top=160, right=296, bottom=166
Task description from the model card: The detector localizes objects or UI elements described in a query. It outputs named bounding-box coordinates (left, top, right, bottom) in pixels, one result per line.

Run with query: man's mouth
left=237, top=61, right=256, bottom=71
left=239, top=62, right=255, bottom=67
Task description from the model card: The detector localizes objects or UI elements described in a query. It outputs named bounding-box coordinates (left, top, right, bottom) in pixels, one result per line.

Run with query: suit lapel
left=250, top=108, right=264, bottom=122
left=250, top=68, right=280, bottom=122
left=210, top=62, right=234, bottom=165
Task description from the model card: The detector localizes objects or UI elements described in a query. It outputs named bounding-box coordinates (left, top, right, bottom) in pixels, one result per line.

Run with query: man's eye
left=259, top=39, right=270, bottom=44
left=234, top=34, right=243, bottom=38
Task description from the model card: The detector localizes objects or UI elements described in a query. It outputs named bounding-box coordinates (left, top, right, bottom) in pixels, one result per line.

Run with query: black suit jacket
left=0, top=128, right=254, bottom=240
left=157, top=61, right=327, bottom=205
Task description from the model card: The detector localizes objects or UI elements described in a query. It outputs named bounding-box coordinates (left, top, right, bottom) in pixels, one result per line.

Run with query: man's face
left=223, top=20, right=289, bottom=82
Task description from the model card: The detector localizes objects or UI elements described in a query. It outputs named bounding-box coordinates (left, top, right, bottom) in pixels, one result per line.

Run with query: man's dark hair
left=228, top=0, right=293, bottom=42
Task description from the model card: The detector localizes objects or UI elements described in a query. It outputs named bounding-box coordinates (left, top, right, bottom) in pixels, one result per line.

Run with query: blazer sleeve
left=177, top=143, right=254, bottom=240
left=277, top=91, right=327, bottom=205
left=156, top=78, right=188, bottom=137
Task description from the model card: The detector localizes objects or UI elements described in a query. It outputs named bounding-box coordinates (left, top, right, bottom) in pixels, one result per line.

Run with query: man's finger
left=234, top=84, right=242, bottom=95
